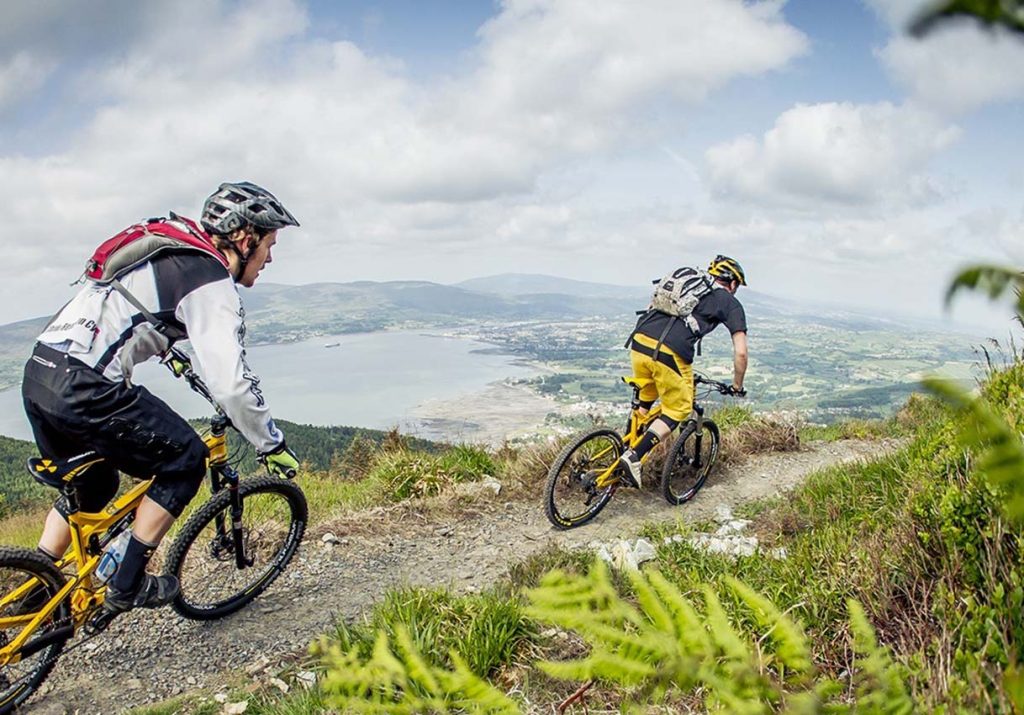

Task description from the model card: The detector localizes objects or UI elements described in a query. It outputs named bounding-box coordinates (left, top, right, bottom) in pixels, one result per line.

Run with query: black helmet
left=201, top=181, right=299, bottom=236
left=707, top=255, right=747, bottom=286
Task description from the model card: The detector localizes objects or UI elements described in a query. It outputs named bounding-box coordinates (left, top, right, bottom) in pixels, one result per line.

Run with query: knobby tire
left=545, top=428, right=623, bottom=529
left=0, top=547, right=71, bottom=714
left=165, top=476, right=307, bottom=620
left=661, top=420, right=720, bottom=505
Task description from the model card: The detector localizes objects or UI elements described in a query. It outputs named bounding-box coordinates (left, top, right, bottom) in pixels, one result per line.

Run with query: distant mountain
left=245, top=280, right=634, bottom=328
left=455, top=273, right=645, bottom=300
left=0, top=274, right=973, bottom=392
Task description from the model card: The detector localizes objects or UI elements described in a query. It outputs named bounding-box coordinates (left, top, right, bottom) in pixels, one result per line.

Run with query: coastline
left=405, top=380, right=559, bottom=446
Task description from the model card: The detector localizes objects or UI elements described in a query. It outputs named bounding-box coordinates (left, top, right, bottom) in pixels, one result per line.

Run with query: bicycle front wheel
left=0, top=548, right=70, bottom=714
left=545, top=428, right=623, bottom=529
left=661, top=419, right=720, bottom=505
left=165, top=476, right=308, bottom=620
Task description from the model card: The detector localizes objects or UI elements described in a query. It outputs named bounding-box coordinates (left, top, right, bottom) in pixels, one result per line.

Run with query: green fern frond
left=726, top=576, right=813, bottom=676
left=440, top=652, right=522, bottom=715
left=943, top=263, right=1024, bottom=319
left=527, top=563, right=914, bottom=712
left=526, top=561, right=639, bottom=628
left=911, top=2, right=1024, bottom=38
left=846, top=600, right=914, bottom=714
left=395, top=626, right=443, bottom=695
left=647, top=570, right=714, bottom=655
left=320, top=625, right=520, bottom=714
left=626, top=566, right=677, bottom=635
left=702, top=585, right=750, bottom=661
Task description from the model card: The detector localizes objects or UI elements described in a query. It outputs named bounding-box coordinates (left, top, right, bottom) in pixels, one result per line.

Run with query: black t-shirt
left=631, top=289, right=747, bottom=364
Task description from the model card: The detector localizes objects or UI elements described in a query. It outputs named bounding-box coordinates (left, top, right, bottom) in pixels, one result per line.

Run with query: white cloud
left=879, top=25, right=1024, bottom=113
left=863, top=0, right=1024, bottom=114
left=0, top=52, right=55, bottom=112
left=0, top=0, right=811, bottom=322
left=704, top=101, right=959, bottom=209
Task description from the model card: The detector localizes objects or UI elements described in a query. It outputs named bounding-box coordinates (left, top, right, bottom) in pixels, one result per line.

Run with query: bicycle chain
left=0, top=584, right=110, bottom=697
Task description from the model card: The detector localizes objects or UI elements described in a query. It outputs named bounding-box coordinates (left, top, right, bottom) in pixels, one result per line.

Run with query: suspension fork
left=690, top=403, right=706, bottom=468
left=206, top=417, right=253, bottom=569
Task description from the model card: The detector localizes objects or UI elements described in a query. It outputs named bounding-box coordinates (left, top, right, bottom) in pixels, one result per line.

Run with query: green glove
left=261, top=442, right=299, bottom=478
left=168, top=356, right=190, bottom=377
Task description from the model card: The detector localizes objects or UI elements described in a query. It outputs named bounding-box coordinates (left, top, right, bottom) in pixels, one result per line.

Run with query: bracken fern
left=525, top=559, right=912, bottom=713
left=318, top=626, right=519, bottom=714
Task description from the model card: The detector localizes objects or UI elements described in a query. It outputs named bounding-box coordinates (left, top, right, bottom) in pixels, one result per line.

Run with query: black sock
left=633, top=429, right=662, bottom=461
left=109, top=534, right=156, bottom=594
left=36, top=545, right=59, bottom=561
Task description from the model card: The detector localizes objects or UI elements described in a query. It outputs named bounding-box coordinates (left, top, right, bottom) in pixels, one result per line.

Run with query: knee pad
left=656, top=415, right=680, bottom=432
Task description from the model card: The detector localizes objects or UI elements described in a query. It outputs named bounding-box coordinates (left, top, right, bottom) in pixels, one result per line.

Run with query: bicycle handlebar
left=161, top=347, right=230, bottom=422
left=694, top=373, right=746, bottom=397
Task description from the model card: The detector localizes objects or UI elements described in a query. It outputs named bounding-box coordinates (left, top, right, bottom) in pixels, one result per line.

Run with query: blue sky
left=0, top=0, right=1022, bottom=332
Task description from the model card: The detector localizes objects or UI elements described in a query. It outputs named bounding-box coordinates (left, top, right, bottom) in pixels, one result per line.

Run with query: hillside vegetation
left=0, top=420, right=437, bottom=526
left=206, top=357, right=1024, bottom=714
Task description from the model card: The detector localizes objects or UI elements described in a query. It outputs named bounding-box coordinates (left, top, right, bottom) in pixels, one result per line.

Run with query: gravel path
left=26, top=438, right=901, bottom=714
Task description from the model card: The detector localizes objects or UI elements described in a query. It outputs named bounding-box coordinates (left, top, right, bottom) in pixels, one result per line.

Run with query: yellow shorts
left=628, top=333, right=694, bottom=422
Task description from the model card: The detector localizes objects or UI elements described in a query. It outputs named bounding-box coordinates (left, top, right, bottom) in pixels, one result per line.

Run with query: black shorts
left=22, top=344, right=208, bottom=517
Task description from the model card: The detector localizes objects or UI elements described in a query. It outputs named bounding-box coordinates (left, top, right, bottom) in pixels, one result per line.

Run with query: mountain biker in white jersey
left=22, top=181, right=301, bottom=617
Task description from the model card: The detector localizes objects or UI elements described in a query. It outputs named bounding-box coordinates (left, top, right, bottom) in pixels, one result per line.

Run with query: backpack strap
left=652, top=315, right=676, bottom=361
left=109, top=280, right=187, bottom=342
left=623, top=308, right=657, bottom=349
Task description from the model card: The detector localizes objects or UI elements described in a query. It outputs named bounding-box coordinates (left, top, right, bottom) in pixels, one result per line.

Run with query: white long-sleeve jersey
left=37, top=250, right=283, bottom=453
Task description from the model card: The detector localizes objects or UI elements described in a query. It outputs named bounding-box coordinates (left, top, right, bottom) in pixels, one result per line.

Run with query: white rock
left=632, top=538, right=657, bottom=565
left=295, top=670, right=317, bottom=690
left=223, top=702, right=249, bottom=715
left=214, top=693, right=229, bottom=703
left=771, top=547, right=788, bottom=560
left=733, top=540, right=758, bottom=557
left=713, top=504, right=733, bottom=524
left=594, top=545, right=613, bottom=564
left=480, top=476, right=502, bottom=495
left=270, top=677, right=290, bottom=693
left=321, top=532, right=342, bottom=545
left=610, top=539, right=639, bottom=571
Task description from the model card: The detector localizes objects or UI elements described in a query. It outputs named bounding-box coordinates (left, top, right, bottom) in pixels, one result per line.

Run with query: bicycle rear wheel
left=661, top=420, right=720, bottom=505
left=165, top=476, right=307, bottom=620
left=545, top=428, right=623, bottom=529
left=0, top=548, right=70, bottom=714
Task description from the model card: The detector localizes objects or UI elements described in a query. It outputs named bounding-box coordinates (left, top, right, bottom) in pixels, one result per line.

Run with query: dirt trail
left=28, top=438, right=900, bottom=714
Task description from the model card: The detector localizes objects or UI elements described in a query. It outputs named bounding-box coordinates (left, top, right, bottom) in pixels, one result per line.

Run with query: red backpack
left=85, top=213, right=228, bottom=283
left=82, top=213, right=230, bottom=340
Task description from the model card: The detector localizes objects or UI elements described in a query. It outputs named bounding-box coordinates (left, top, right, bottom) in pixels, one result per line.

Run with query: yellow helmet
left=707, top=255, right=747, bottom=286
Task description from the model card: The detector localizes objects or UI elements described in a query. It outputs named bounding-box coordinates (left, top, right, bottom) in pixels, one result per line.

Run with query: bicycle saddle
left=26, top=452, right=105, bottom=490
left=622, top=376, right=654, bottom=390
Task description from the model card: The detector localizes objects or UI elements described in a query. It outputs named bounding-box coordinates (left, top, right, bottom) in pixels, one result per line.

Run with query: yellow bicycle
left=0, top=348, right=307, bottom=712
left=544, top=373, right=735, bottom=529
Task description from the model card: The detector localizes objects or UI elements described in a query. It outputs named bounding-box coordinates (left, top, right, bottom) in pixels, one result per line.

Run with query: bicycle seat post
left=62, top=483, right=81, bottom=516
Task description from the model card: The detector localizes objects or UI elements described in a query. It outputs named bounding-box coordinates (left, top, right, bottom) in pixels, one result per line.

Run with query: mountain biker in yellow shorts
left=618, top=255, right=749, bottom=486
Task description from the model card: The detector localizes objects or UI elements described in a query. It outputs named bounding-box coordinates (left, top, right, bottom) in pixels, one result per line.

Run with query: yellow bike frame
left=590, top=377, right=664, bottom=489
left=0, top=428, right=228, bottom=666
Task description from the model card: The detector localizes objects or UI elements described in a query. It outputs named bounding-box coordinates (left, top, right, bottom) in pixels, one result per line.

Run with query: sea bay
left=0, top=331, right=541, bottom=443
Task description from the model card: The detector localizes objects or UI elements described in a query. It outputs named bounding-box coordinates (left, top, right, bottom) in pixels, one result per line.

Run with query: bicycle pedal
left=84, top=608, right=118, bottom=635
